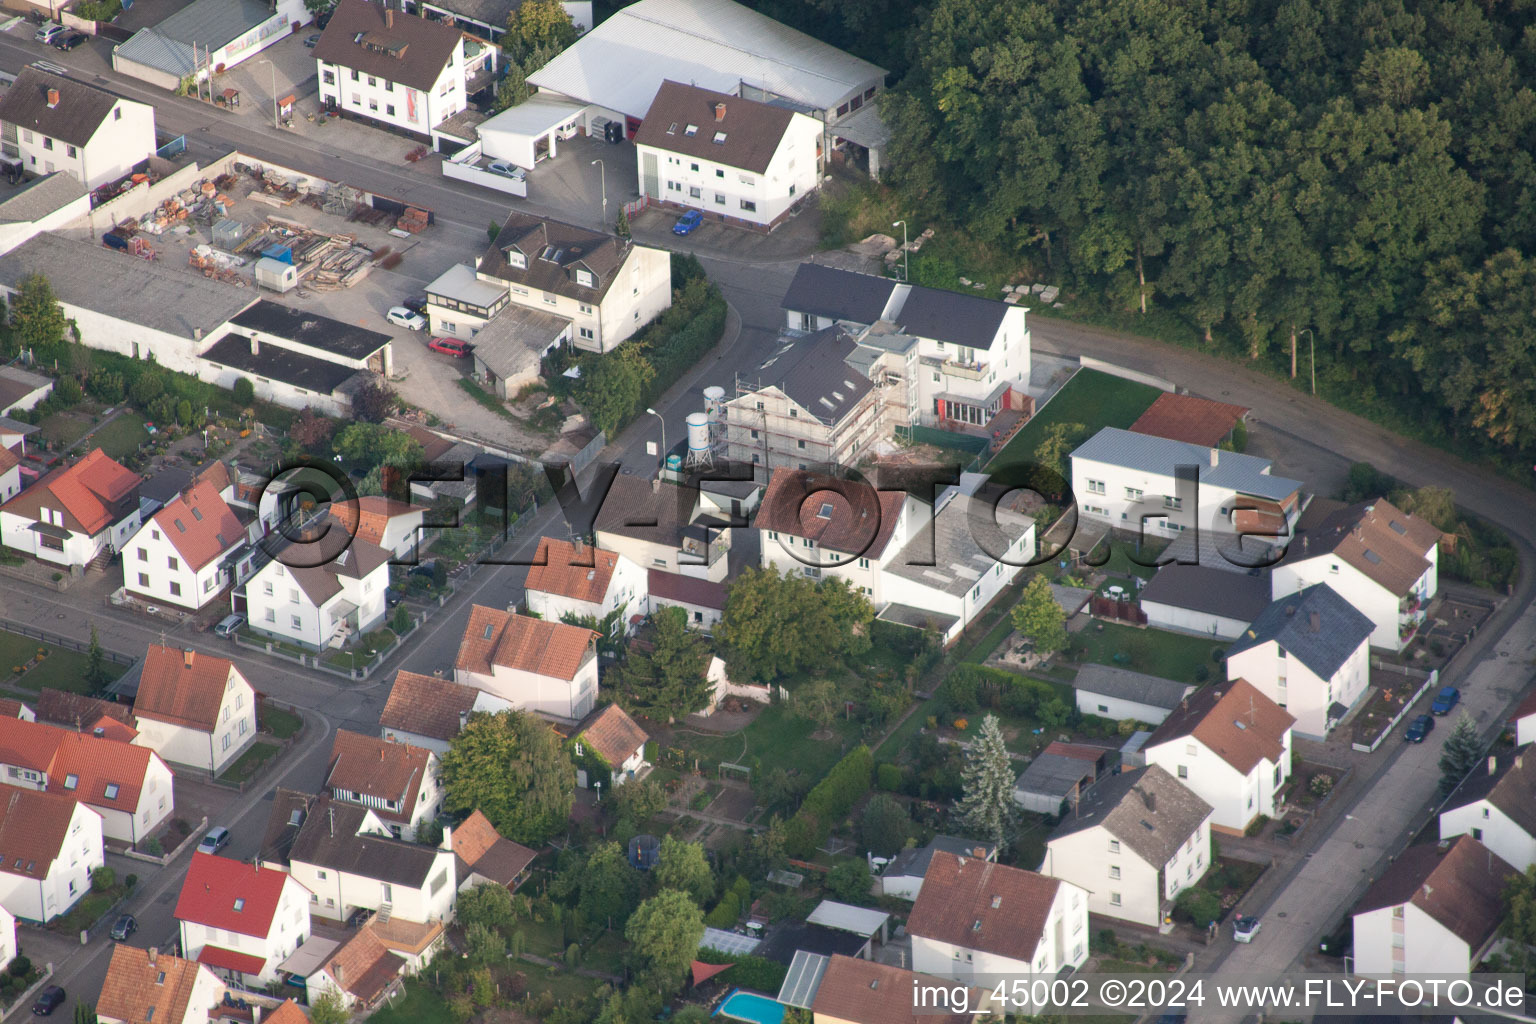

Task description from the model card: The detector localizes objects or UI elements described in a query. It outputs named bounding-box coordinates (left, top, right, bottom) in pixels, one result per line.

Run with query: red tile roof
left=0, top=698, right=29, bottom=720
left=1146, top=679, right=1294, bottom=774
left=811, top=955, right=975, bottom=1024
left=647, top=569, right=727, bottom=611
left=98, top=947, right=215, bottom=1024
left=451, top=809, right=536, bottom=888
left=0, top=715, right=160, bottom=814
left=907, top=851, right=1062, bottom=964
left=1354, top=836, right=1515, bottom=948
left=152, top=477, right=244, bottom=570
left=455, top=605, right=597, bottom=681
left=378, top=671, right=479, bottom=742
left=326, top=730, right=432, bottom=824
left=0, top=448, right=139, bottom=535
left=524, top=537, right=622, bottom=604
left=1130, top=392, right=1250, bottom=448
left=135, top=645, right=239, bottom=732
left=0, top=787, right=83, bottom=880
left=262, top=1002, right=309, bottom=1024
left=327, top=496, right=424, bottom=549
left=754, top=469, right=907, bottom=557
left=321, top=923, right=405, bottom=1006
left=175, top=852, right=297, bottom=937
left=576, top=704, right=648, bottom=767
left=195, top=945, right=267, bottom=977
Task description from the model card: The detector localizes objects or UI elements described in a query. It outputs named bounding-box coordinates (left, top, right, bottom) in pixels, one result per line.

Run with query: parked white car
left=386, top=306, right=427, bottom=331
left=487, top=161, right=527, bottom=182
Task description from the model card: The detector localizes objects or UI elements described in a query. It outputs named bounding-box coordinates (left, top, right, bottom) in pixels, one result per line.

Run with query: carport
left=478, top=96, right=589, bottom=168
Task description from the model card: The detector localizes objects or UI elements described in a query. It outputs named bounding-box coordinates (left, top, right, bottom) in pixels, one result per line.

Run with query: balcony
left=941, top=358, right=988, bottom=381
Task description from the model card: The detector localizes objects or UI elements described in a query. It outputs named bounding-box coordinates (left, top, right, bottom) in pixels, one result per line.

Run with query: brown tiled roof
left=478, top=211, right=630, bottom=303
left=632, top=81, right=796, bottom=175
left=1041, top=741, right=1111, bottom=764
left=812, top=955, right=976, bottom=1024
left=371, top=916, right=444, bottom=958
left=0, top=787, right=81, bottom=880
left=152, top=477, right=244, bottom=570
left=906, top=852, right=1061, bottom=963
left=455, top=605, right=597, bottom=681
left=327, top=495, right=423, bottom=549
left=261, top=1001, right=310, bottom=1024
left=271, top=534, right=391, bottom=607
left=647, top=569, right=727, bottom=610
left=576, top=704, right=648, bottom=767
left=0, top=698, right=29, bottom=720
left=134, top=645, right=238, bottom=732
left=313, top=0, right=466, bottom=92
left=524, top=537, right=621, bottom=603
left=320, top=922, right=405, bottom=1006
left=326, top=730, right=432, bottom=824
left=379, top=670, right=479, bottom=742
left=1146, top=679, right=1294, bottom=774
left=1354, top=836, right=1515, bottom=948
left=451, top=809, right=536, bottom=887
left=0, top=448, right=139, bottom=536
left=404, top=426, right=457, bottom=463
left=1047, top=765, right=1213, bottom=868
left=98, top=946, right=215, bottom=1024
left=1290, top=497, right=1440, bottom=596
left=34, top=688, right=132, bottom=731
left=1443, top=751, right=1536, bottom=839
left=1130, top=392, right=1249, bottom=448
left=754, top=468, right=907, bottom=557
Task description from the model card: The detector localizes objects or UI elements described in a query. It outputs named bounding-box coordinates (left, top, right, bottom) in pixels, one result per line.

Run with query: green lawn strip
left=371, top=982, right=454, bottom=1024
left=0, top=632, right=44, bottom=675
left=259, top=704, right=303, bottom=739
left=1095, top=538, right=1169, bottom=582
left=678, top=701, right=858, bottom=779
left=1073, top=622, right=1223, bottom=684
left=457, top=378, right=520, bottom=423
left=988, top=369, right=1161, bottom=474
left=14, top=648, right=115, bottom=693
left=37, top=411, right=94, bottom=449
left=48, top=884, right=126, bottom=934
left=86, top=413, right=150, bottom=460
left=219, top=741, right=280, bottom=783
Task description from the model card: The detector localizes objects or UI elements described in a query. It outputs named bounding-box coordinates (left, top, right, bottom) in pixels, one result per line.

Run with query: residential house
left=0, top=787, right=103, bottom=923
left=377, top=670, right=484, bottom=754
left=1510, top=689, right=1536, bottom=749
left=879, top=836, right=996, bottom=901
left=122, top=467, right=255, bottom=611
left=646, top=569, right=727, bottom=631
left=595, top=475, right=733, bottom=582
left=305, top=920, right=407, bottom=1011
left=451, top=809, right=536, bottom=891
left=633, top=81, right=822, bottom=230
left=908, top=852, right=1089, bottom=986
left=1271, top=497, right=1442, bottom=651
left=1137, top=563, right=1274, bottom=641
left=569, top=704, right=648, bottom=789
left=1143, top=680, right=1295, bottom=834
left=0, top=68, right=155, bottom=190
left=131, top=646, right=258, bottom=774
left=755, top=467, right=914, bottom=601
left=243, top=535, right=392, bottom=650
left=454, top=605, right=599, bottom=722
left=779, top=264, right=1031, bottom=432
left=0, top=366, right=53, bottom=418
left=97, top=947, right=224, bottom=1024
left=523, top=537, right=645, bottom=632
left=1440, top=751, right=1536, bottom=872
left=0, top=699, right=33, bottom=723
left=326, top=496, right=426, bottom=562
left=0, top=715, right=173, bottom=845
left=527, top=0, right=888, bottom=174
left=325, top=730, right=442, bottom=841
left=1223, top=583, right=1375, bottom=740
left=260, top=790, right=456, bottom=925
left=1128, top=392, right=1250, bottom=448
left=1012, top=742, right=1112, bottom=816
left=474, top=211, right=671, bottom=354
left=0, top=448, right=141, bottom=568
left=33, top=689, right=131, bottom=740
left=314, top=0, right=497, bottom=139
left=1352, top=836, right=1515, bottom=975
left=1072, top=665, right=1195, bottom=727
left=0, top=446, right=19, bottom=507
left=174, top=853, right=312, bottom=987
left=1069, top=427, right=1304, bottom=543
left=809, top=955, right=980, bottom=1024
left=1041, top=765, right=1214, bottom=928
left=0, top=904, right=13, bottom=972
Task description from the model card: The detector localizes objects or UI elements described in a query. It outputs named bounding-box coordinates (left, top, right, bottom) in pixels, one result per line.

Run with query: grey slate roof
left=753, top=326, right=871, bottom=423
left=116, top=0, right=281, bottom=75
left=0, top=233, right=255, bottom=340
left=470, top=305, right=568, bottom=381
left=884, top=835, right=996, bottom=880
left=780, top=263, right=896, bottom=325
left=895, top=286, right=1009, bottom=350
left=1138, top=563, right=1273, bottom=621
left=0, top=172, right=86, bottom=224
left=200, top=335, right=363, bottom=395
left=0, top=69, right=125, bottom=149
left=263, top=790, right=445, bottom=887
left=230, top=301, right=392, bottom=360
left=1072, top=664, right=1192, bottom=711
left=1071, top=426, right=1302, bottom=502
left=1048, top=764, right=1212, bottom=868
left=1225, top=583, right=1373, bottom=680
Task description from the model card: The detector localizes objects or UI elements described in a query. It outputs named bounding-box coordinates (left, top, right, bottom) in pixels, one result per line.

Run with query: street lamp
left=892, top=220, right=908, bottom=281
left=645, top=406, right=664, bottom=478
left=257, top=59, right=279, bottom=130
left=591, top=159, right=607, bottom=228
left=1299, top=327, right=1317, bottom=396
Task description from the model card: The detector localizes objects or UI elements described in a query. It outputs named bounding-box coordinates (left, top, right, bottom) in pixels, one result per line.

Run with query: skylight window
left=155, top=973, right=166, bottom=986
left=666, top=122, right=677, bottom=135
left=483, top=624, right=494, bottom=639
left=1363, top=549, right=1382, bottom=564
left=713, top=131, right=726, bottom=144
left=64, top=773, right=78, bottom=790
left=192, top=508, right=203, bottom=521
left=234, top=898, right=246, bottom=912
left=146, top=1008, right=155, bottom=1022
left=104, top=783, right=119, bottom=799
left=817, top=503, right=834, bottom=519
left=684, top=124, right=698, bottom=136
left=174, top=520, right=186, bottom=533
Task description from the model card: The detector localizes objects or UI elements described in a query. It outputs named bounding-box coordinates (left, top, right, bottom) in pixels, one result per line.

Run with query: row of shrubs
left=938, top=663, right=1072, bottom=724
left=782, top=745, right=873, bottom=858
left=702, top=874, right=753, bottom=929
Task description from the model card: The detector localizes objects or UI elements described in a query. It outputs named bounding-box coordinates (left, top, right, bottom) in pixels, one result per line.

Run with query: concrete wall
left=1074, top=689, right=1183, bottom=727
left=83, top=152, right=237, bottom=234
left=443, top=141, right=529, bottom=196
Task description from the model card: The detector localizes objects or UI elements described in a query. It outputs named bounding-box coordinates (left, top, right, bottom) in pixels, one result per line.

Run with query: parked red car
left=428, top=337, right=473, bottom=358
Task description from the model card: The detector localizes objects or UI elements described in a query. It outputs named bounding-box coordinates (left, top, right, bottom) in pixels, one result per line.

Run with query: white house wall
left=1145, top=736, right=1289, bottom=834
left=179, top=875, right=311, bottom=985
left=1141, top=601, right=1252, bottom=642
left=1270, top=558, right=1403, bottom=652
left=0, top=801, right=101, bottom=923
left=1074, top=690, right=1180, bottom=727
left=457, top=658, right=597, bottom=722
left=1353, top=902, right=1470, bottom=976
left=122, top=521, right=234, bottom=611
left=12, top=98, right=155, bottom=191
left=290, top=849, right=455, bottom=925
left=1440, top=802, right=1536, bottom=873
left=133, top=673, right=257, bottom=774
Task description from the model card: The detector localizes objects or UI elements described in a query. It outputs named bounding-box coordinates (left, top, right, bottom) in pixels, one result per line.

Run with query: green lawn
left=988, top=368, right=1162, bottom=474
left=259, top=704, right=303, bottom=739
left=0, top=632, right=43, bottom=674
left=86, top=413, right=150, bottom=461
left=219, top=741, right=280, bottom=783
left=37, top=411, right=94, bottom=449
left=371, top=982, right=454, bottom=1024
left=1073, top=622, right=1223, bottom=684
left=18, top=647, right=121, bottom=693
left=677, top=701, right=861, bottom=779
left=1095, top=537, right=1169, bottom=582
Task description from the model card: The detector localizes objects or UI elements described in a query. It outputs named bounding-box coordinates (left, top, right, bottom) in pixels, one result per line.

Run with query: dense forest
left=750, top=0, right=1536, bottom=465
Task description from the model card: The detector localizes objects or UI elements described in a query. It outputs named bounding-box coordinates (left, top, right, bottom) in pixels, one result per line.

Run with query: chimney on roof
left=147, top=948, right=157, bottom=966
left=1285, top=605, right=1295, bottom=617
left=1518, top=753, right=1524, bottom=772
left=1210, top=448, right=1218, bottom=467
left=1489, top=755, right=1498, bottom=776
left=46, top=88, right=59, bottom=109
left=1308, top=611, right=1320, bottom=633
left=333, top=963, right=343, bottom=987
left=714, top=102, right=727, bottom=121
left=385, top=6, right=393, bottom=26
left=1303, top=535, right=1309, bottom=553
left=184, top=649, right=195, bottom=669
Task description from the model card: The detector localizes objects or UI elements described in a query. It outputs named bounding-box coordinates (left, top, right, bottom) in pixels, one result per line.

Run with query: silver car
left=487, top=161, right=526, bottom=182
left=34, top=23, right=64, bottom=44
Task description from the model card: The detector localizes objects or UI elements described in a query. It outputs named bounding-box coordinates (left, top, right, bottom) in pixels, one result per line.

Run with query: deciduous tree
left=653, top=836, right=714, bottom=906
left=611, top=607, right=711, bottom=719
left=579, top=841, right=639, bottom=929
left=442, top=710, right=574, bottom=844
left=625, top=889, right=705, bottom=992
left=10, top=273, right=68, bottom=355
left=857, top=793, right=910, bottom=857
left=1011, top=575, right=1067, bottom=655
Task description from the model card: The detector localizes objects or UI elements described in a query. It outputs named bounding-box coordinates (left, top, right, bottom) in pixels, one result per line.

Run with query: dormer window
left=575, top=269, right=594, bottom=287
left=712, top=132, right=726, bottom=144
left=684, top=124, right=698, bottom=136
left=506, top=251, right=526, bottom=269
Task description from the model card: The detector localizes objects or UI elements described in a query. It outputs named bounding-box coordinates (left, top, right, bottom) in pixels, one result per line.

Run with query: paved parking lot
left=220, top=31, right=321, bottom=128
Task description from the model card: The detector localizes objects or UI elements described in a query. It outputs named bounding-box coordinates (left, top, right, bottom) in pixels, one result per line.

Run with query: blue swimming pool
left=714, top=989, right=786, bottom=1024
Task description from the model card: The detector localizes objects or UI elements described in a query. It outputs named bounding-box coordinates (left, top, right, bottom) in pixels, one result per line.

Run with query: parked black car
left=401, top=295, right=429, bottom=316
left=110, top=914, right=137, bottom=941
left=32, top=987, right=65, bottom=1016
left=53, top=32, right=86, bottom=50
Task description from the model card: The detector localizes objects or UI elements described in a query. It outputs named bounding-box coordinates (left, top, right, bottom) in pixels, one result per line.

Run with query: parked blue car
left=672, top=209, right=703, bottom=235
left=1431, top=685, right=1461, bottom=715
left=1405, top=714, right=1435, bottom=743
